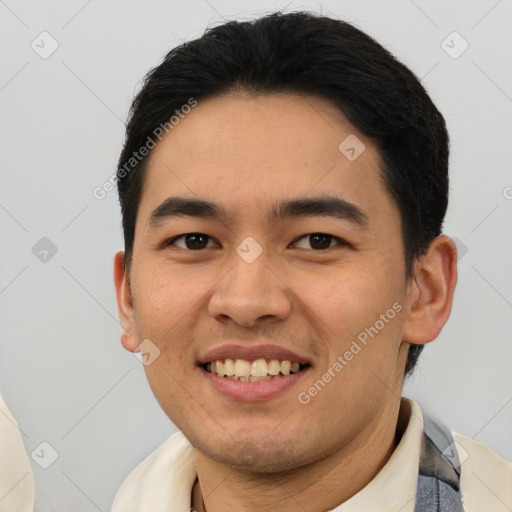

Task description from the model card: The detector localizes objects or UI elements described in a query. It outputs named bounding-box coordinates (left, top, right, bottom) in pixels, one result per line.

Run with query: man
left=112, top=11, right=511, bottom=511
left=0, top=392, right=34, bottom=511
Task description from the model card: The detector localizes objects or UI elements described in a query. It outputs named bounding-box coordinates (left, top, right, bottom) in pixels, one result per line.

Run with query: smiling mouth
left=204, top=358, right=310, bottom=382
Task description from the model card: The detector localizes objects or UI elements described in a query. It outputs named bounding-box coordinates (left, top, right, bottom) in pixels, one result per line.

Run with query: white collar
left=0, top=393, right=35, bottom=512
left=112, top=398, right=423, bottom=512
left=329, top=398, right=422, bottom=511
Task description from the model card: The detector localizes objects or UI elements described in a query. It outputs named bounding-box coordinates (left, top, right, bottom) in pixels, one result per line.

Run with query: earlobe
left=114, top=251, right=139, bottom=352
left=121, top=332, right=137, bottom=352
left=402, top=235, right=458, bottom=345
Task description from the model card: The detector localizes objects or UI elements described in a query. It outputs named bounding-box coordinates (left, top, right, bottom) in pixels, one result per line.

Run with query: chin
left=193, top=432, right=312, bottom=474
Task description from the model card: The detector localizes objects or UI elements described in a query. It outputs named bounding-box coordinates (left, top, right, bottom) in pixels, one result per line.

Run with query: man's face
left=121, top=92, right=415, bottom=472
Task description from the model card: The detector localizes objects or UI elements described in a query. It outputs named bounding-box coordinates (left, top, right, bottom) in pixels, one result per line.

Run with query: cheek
left=132, top=263, right=205, bottom=347
left=294, top=265, right=401, bottom=337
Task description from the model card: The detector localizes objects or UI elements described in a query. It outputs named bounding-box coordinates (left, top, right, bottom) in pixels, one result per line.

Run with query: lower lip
left=196, top=366, right=310, bottom=401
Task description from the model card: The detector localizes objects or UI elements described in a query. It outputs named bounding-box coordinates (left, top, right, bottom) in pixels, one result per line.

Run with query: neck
left=192, top=398, right=408, bottom=512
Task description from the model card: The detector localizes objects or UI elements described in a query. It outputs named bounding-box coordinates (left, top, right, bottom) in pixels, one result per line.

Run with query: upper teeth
left=206, top=358, right=302, bottom=380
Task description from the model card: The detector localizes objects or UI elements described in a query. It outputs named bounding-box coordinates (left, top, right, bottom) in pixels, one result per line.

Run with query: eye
left=292, top=233, right=347, bottom=250
left=164, top=232, right=217, bottom=250
left=163, top=232, right=348, bottom=251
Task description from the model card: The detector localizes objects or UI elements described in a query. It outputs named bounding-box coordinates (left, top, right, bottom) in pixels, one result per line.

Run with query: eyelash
left=163, top=232, right=350, bottom=251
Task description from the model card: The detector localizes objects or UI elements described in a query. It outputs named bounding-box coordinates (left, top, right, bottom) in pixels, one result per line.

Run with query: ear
left=113, top=251, right=139, bottom=352
left=402, top=235, right=458, bottom=344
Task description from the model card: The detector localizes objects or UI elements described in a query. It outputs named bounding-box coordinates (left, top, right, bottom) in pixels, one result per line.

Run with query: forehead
left=138, top=92, right=397, bottom=229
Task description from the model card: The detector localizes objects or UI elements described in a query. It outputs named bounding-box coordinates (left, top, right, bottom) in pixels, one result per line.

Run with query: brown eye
left=167, top=233, right=213, bottom=250
left=293, top=233, right=344, bottom=250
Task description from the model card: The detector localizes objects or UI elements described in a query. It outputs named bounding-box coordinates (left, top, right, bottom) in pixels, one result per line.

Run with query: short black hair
left=116, top=11, right=450, bottom=377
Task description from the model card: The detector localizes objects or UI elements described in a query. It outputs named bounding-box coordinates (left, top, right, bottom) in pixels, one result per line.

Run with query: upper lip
left=197, top=344, right=312, bottom=365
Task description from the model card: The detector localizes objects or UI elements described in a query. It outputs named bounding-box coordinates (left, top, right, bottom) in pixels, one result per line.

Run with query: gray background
left=0, top=0, right=511, bottom=510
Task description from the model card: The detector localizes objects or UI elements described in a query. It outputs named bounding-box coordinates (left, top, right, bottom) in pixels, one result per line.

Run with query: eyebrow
left=148, top=195, right=369, bottom=228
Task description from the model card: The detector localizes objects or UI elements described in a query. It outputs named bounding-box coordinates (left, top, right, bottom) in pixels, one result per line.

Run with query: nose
left=208, top=246, right=292, bottom=328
